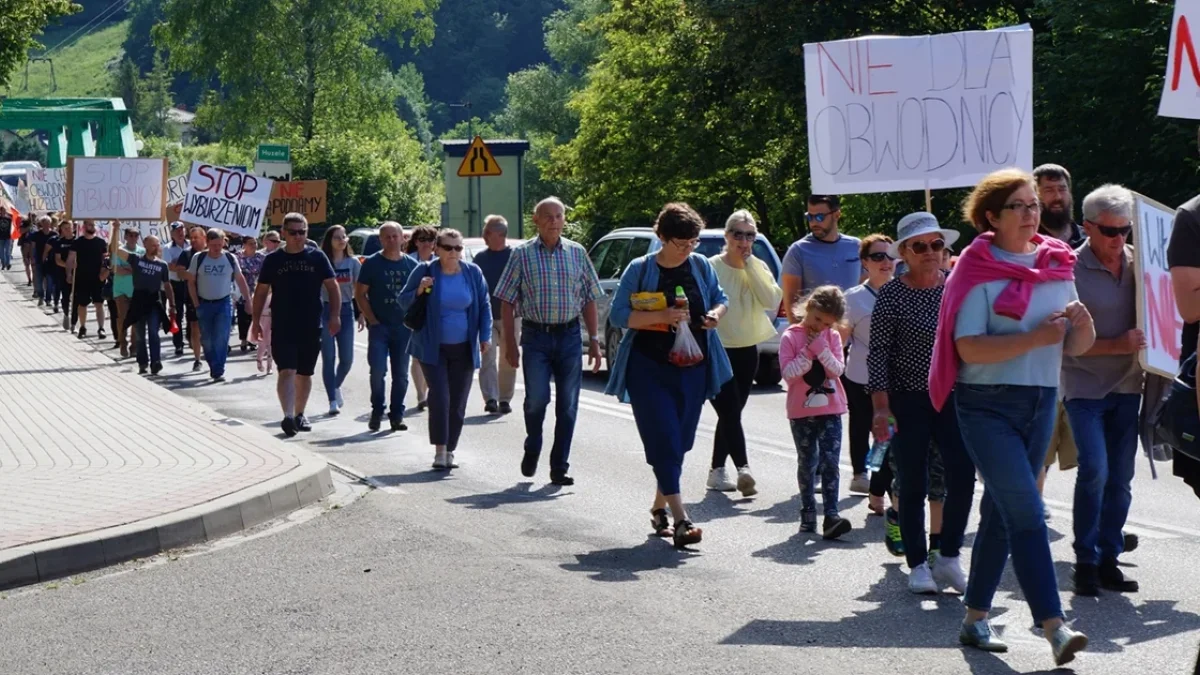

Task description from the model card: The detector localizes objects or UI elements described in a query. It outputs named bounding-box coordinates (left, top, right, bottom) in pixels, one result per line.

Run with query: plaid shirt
left=494, top=236, right=603, bottom=325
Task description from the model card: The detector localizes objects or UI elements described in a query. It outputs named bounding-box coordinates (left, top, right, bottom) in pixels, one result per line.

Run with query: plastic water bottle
left=866, top=418, right=896, bottom=472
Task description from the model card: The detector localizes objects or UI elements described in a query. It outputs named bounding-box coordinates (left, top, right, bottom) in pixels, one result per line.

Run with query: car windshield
left=695, top=237, right=779, bottom=278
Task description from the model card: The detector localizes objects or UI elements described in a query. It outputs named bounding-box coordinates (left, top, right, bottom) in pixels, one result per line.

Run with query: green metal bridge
left=0, top=98, right=137, bottom=168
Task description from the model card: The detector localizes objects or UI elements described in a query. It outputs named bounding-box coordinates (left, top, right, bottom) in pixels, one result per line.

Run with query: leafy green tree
left=113, top=58, right=141, bottom=121
left=136, top=52, right=176, bottom=139
left=0, top=0, right=79, bottom=91
left=154, top=0, right=438, bottom=143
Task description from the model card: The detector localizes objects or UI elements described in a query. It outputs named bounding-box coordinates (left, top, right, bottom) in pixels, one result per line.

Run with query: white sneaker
left=736, top=466, right=758, bottom=497
left=707, top=467, right=736, bottom=492
left=335, top=388, right=344, bottom=408
left=932, top=553, right=968, bottom=594
left=909, top=563, right=938, bottom=595
left=433, top=449, right=448, bottom=469
left=446, top=451, right=458, bottom=469
left=849, top=473, right=870, bottom=495
left=328, top=399, right=340, bottom=416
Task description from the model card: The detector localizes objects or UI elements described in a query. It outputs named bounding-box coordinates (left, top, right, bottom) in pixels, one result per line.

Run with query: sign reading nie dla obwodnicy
left=180, top=161, right=273, bottom=237
left=803, top=25, right=1034, bottom=195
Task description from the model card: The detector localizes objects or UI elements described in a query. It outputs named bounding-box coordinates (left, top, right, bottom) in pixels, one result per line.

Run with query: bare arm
left=251, top=282, right=270, bottom=324
left=355, top=282, right=378, bottom=325
left=502, top=301, right=517, bottom=347
left=955, top=331, right=1047, bottom=365
left=234, top=270, right=252, bottom=303
left=582, top=299, right=599, bottom=337
left=1172, top=267, right=1200, bottom=323
left=163, top=279, right=176, bottom=309
left=67, top=251, right=77, bottom=282
left=781, top=273, right=802, bottom=324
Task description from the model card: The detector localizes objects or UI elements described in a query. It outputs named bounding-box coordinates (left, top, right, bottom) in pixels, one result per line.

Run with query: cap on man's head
left=170, top=221, right=185, bottom=230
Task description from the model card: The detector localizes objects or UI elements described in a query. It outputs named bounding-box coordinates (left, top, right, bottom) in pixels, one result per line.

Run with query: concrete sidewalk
left=0, top=268, right=333, bottom=589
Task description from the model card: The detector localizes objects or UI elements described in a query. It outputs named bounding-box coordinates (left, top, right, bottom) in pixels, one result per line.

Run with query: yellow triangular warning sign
left=456, top=136, right=503, bottom=177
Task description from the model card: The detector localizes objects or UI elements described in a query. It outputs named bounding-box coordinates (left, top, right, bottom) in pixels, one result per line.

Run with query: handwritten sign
left=1160, top=0, right=1200, bottom=119
left=26, top=168, right=66, bottom=212
left=266, top=180, right=327, bottom=226
left=1133, top=193, right=1184, bottom=378
left=180, top=161, right=273, bottom=237
left=165, top=173, right=188, bottom=221
left=66, top=157, right=167, bottom=221
left=803, top=26, right=1033, bottom=195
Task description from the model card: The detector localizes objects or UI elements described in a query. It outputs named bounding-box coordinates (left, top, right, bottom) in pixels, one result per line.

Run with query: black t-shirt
left=30, top=230, right=53, bottom=262
left=258, top=247, right=336, bottom=332
left=128, top=254, right=170, bottom=294
left=51, top=236, right=75, bottom=269
left=43, top=234, right=59, bottom=262
left=72, top=237, right=108, bottom=281
left=634, top=262, right=708, bottom=364
left=1168, top=195, right=1200, bottom=363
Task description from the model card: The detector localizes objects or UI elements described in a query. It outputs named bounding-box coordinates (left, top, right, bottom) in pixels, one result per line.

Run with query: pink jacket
left=780, top=325, right=847, bottom=419
left=928, top=232, right=1077, bottom=411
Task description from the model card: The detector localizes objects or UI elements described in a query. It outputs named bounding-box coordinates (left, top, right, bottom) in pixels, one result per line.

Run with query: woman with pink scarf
left=931, top=169, right=1095, bottom=666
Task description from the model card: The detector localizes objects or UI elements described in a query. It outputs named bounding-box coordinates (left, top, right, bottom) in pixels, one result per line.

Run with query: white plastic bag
left=668, top=320, right=704, bottom=367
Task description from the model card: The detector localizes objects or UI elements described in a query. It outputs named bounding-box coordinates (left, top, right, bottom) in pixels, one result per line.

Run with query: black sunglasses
left=438, top=244, right=464, bottom=252
left=805, top=212, right=834, bottom=224
left=729, top=230, right=756, bottom=242
left=864, top=252, right=895, bottom=262
left=907, top=239, right=946, bottom=254
left=285, top=229, right=307, bottom=237
left=1087, top=221, right=1133, bottom=238
left=416, top=236, right=435, bottom=243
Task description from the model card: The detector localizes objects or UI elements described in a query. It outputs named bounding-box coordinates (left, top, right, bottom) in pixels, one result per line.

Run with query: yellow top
left=710, top=254, right=783, bottom=348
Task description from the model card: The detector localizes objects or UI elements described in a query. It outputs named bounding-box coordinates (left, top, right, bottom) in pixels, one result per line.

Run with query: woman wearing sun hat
left=867, top=211, right=977, bottom=597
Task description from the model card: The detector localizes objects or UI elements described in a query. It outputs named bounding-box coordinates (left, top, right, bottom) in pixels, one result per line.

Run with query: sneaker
left=849, top=473, right=870, bottom=495
left=417, top=400, right=428, bottom=412
left=484, top=399, right=499, bottom=414
left=328, top=400, right=341, bottom=416
left=61, top=314, right=69, bottom=331
left=192, top=360, right=201, bottom=372
left=499, top=401, right=512, bottom=414
left=1123, top=531, right=1139, bottom=554
left=138, top=365, right=148, bottom=375
left=908, top=563, right=938, bottom=595
left=335, top=389, right=344, bottom=409
left=212, top=374, right=225, bottom=382
left=97, top=329, right=106, bottom=340
left=931, top=553, right=967, bottom=594
left=550, top=472, right=575, bottom=486
left=281, top=416, right=298, bottom=437
left=799, top=518, right=817, bottom=534
left=446, top=451, right=459, bottom=469
left=150, top=362, right=163, bottom=375
left=368, top=413, right=382, bottom=432
left=77, top=327, right=87, bottom=339
left=433, top=449, right=449, bottom=469
left=1073, top=562, right=1100, bottom=596
left=174, top=347, right=184, bottom=358
left=706, top=467, right=737, bottom=492
left=736, top=466, right=758, bottom=497
left=885, top=508, right=905, bottom=557
left=822, top=515, right=852, bottom=540
left=389, top=416, right=407, bottom=432
left=1098, top=560, right=1138, bottom=593
left=959, top=620, right=1008, bottom=653
left=295, top=414, right=312, bottom=432
left=1049, top=625, right=1088, bottom=666
left=37, top=298, right=43, bottom=307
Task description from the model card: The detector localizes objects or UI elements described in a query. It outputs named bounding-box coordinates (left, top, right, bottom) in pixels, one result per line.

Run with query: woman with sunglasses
left=705, top=209, right=780, bottom=497
left=400, top=229, right=492, bottom=470
left=842, top=234, right=895, bottom=512
left=407, top=224, right=439, bottom=411
left=931, top=169, right=1093, bottom=665
left=262, top=231, right=282, bottom=254
left=320, top=225, right=362, bottom=415
left=868, top=212, right=977, bottom=598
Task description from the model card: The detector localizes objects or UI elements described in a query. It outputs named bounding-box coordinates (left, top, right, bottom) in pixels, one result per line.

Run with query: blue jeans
left=0, top=238, right=13, bottom=268
left=521, top=321, right=583, bottom=474
left=33, top=260, right=44, bottom=298
left=891, top=391, right=977, bottom=569
left=957, top=383, right=1062, bottom=623
left=625, top=349, right=706, bottom=496
left=196, top=297, right=233, bottom=377
left=367, top=322, right=412, bottom=419
left=39, top=264, right=55, bottom=303
left=321, top=302, right=355, bottom=402
left=790, top=415, right=843, bottom=524
left=134, top=307, right=162, bottom=367
left=1065, top=393, right=1141, bottom=566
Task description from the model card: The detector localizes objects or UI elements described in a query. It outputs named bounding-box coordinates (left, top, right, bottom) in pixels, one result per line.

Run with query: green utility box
left=440, top=138, right=529, bottom=238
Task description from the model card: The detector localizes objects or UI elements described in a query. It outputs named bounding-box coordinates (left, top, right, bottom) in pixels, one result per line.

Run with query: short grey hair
left=534, top=196, right=565, bottom=217
left=1081, top=184, right=1134, bottom=223
left=484, top=214, right=508, bottom=234
left=725, top=209, right=757, bottom=232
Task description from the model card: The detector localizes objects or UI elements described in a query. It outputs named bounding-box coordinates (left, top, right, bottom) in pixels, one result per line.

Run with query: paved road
left=4, top=309, right=1200, bottom=674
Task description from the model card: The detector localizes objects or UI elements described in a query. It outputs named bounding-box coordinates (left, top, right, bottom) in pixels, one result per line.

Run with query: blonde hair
left=792, top=285, right=847, bottom=326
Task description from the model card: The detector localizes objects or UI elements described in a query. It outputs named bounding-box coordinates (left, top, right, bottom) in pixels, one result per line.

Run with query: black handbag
left=403, top=270, right=432, bottom=331
left=1153, top=352, right=1200, bottom=462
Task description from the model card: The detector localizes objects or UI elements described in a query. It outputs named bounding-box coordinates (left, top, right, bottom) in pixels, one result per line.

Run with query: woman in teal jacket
left=605, top=203, right=732, bottom=548
left=400, top=229, right=493, bottom=471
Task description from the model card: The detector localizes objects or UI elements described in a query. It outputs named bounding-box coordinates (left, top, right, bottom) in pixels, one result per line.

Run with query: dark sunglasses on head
left=439, top=244, right=464, bottom=252
left=864, top=251, right=895, bottom=262
left=907, top=238, right=946, bottom=254
left=729, top=230, right=756, bottom=242
left=285, top=229, right=307, bottom=236
left=1087, top=221, right=1133, bottom=238
left=805, top=212, right=834, bottom=224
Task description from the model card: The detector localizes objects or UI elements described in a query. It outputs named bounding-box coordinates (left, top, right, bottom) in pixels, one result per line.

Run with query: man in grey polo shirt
left=1061, top=184, right=1145, bottom=597
left=781, top=194, right=862, bottom=323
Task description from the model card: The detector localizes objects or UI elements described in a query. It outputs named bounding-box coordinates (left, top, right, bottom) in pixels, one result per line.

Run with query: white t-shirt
left=843, top=283, right=878, bottom=385
left=164, top=242, right=186, bottom=282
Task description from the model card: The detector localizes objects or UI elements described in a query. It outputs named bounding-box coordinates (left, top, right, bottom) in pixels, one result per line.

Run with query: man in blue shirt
left=780, top=194, right=863, bottom=323
left=355, top=221, right=418, bottom=432
left=472, top=214, right=517, bottom=414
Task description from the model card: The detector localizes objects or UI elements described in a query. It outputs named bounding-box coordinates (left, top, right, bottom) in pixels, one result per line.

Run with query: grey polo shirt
left=1061, top=243, right=1144, bottom=400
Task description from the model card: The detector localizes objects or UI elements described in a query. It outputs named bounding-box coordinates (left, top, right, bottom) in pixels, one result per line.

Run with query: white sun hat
left=887, top=211, right=961, bottom=258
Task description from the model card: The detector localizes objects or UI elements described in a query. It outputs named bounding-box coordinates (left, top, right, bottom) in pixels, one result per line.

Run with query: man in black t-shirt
left=68, top=220, right=110, bottom=340
left=253, top=213, right=339, bottom=437
left=30, top=216, right=54, bottom=305
left=1167, top=194, right=1200, bottom=499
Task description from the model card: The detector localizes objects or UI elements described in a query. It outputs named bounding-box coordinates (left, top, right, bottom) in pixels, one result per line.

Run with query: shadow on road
left=445, top=482, right=565, bottom=510
left=560, top=538, right=695, bottom=582
left=370, top=471, right=453, bottom=486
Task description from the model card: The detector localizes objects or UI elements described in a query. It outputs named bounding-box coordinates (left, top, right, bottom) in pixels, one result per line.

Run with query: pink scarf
left=928, top=232, right=1077, bottom=411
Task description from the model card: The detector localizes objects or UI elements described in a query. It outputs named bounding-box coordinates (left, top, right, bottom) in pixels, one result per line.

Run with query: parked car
left=0, top=161, right=42, bottom=190
left=462, top=237, right=524, bottom=263
left=348, top=227, right=381, bottom=262
left=586, top=227, right=786, bottom=386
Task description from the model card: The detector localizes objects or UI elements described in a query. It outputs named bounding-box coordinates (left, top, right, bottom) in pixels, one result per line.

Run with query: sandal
left=650, top=508, right=674, bottom=537
left=673, top=520, right=703, bottom=549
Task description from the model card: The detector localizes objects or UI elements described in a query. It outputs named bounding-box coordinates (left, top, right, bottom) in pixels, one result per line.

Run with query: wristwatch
left=589, top=334, right=599, bottom=343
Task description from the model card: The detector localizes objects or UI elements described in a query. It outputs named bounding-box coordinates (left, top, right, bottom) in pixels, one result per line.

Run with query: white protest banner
left=66, top=157, right=168, bottom=220
left=1159, top=0, right=1200, bottom=119
left=803, top=25, right=1033, bottom=195
left=180, top=161, right=273, bottom=237
left=1132, top=193, right=1185, bottom=378
left=166, top=173, right=188, bottom=221
left=26, top=168, right=66, bottom=212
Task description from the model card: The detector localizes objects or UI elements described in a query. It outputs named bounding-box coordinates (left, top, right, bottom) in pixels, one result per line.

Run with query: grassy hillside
left=11, top=20, right=129, bottom=99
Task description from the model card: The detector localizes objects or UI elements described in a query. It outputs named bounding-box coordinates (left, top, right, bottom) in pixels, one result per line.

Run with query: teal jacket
left=604, top=252, right=733, bottom=402
left=399, top=259, right=493, bottom=368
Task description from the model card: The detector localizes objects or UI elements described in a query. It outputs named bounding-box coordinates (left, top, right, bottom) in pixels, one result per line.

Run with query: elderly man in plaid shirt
left=496, top=197, right=604, bottom=486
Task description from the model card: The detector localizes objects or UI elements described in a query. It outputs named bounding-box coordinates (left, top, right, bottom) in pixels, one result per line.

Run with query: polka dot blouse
left=866, top=276, right=945, bottom=393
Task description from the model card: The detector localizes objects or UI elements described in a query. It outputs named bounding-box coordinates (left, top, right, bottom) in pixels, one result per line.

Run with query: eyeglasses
left=670, top=238, right=700, bottom=250
left=438, top=244, right=464, bottom=252
left=1001, top=201, right=1042, bottom=216
left=1087, top=221, right=1133, bottom=238
left=805, top=212, right=834, bottom=224
left=264, top=238, right=280, bottom=244
left=728, top=230, right=756, bottom=242
left=285, top=229, right=307, bottom=237
left=906, top=239, right=946, bottom=254
left=864, top=252, right=895, bottom=262
left=416, top=236, right=435, bottom=243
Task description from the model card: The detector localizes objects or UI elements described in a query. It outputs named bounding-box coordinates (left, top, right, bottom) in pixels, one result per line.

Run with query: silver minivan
left=586, top=227, right=786, bottom=386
